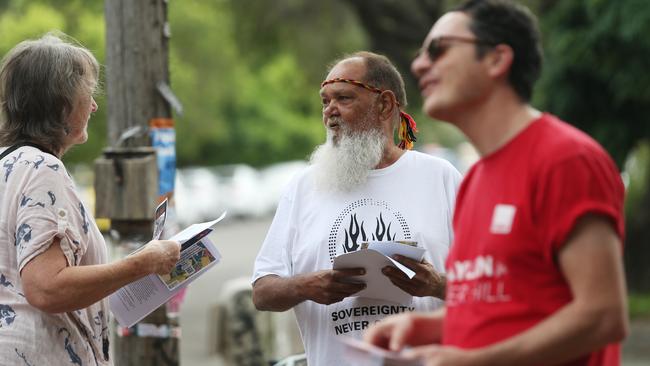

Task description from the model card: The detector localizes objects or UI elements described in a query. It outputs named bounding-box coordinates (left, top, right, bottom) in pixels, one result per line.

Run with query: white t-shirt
left=253, top=150, right=461, bottom=366
left=0, top=145, right=111, bottom=365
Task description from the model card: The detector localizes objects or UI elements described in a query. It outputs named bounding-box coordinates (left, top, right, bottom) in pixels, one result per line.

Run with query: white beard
left=310, top=122, right=385, bottom=193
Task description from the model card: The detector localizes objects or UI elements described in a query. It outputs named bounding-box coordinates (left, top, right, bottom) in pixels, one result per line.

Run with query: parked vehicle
left=175, top=161, right=308, bottom=224
left=258, top=160, right=308, bottom=215
left=210, top=164, right=266, bottom=220
left=175, top=167, right=222, bottom=226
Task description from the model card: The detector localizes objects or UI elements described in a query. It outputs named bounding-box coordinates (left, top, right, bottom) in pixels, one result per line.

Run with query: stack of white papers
left=333, top=241, right=425, bottom=304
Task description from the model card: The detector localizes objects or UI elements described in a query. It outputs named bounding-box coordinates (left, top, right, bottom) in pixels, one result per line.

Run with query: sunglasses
left=419, top=36, right=494, bottom=62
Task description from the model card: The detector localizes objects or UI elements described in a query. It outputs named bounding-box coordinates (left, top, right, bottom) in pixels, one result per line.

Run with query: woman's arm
left=21, top=237, right=180, bottom=313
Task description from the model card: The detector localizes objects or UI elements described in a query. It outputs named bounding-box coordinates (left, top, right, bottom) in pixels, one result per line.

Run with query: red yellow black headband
left=320, top=78, right=418, bottom=150
left=321, top=77, right=384, bottom=93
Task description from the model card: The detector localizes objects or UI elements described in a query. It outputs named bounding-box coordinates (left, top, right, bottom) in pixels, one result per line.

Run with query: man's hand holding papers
left=333, top=241, right=433, bottom=304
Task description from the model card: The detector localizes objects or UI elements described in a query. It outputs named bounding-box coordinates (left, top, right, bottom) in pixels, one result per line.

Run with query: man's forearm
left=471, top=300, right=626, bottom=366
left=252, top=275, right=305, bottom=312
left=466, top=216, right=628, bottom=366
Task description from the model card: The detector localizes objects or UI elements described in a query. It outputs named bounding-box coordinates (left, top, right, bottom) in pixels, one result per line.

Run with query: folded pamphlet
left=333, top=241, right=425, bottom=304
left=109, top=212, right=227, bottom=327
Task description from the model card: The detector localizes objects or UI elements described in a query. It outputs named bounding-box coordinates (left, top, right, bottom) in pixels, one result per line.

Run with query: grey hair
left=0, top=32, right=99, bottom=154
left=328, top=51, right=408, bottom=108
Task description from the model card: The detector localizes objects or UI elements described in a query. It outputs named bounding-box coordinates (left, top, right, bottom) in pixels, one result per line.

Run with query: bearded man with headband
left=251, top=51, right=461, bottom=365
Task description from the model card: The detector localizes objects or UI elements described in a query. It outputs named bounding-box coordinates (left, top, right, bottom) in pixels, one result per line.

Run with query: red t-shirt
left=443, top=114, right=625, bottom=365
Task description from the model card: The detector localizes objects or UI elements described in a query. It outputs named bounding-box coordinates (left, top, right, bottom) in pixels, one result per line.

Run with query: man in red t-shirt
left=364, top=0, right=628, bottom=365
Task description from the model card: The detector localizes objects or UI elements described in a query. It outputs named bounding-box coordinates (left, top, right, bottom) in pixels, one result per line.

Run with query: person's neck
left=24, top=140, right=64, bottom=158
left=375, top=144, right=405, bottom=169
left=453, top=89, right=541, bottom=157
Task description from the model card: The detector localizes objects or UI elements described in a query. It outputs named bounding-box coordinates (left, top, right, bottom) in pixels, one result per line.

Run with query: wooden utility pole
left=98, top=0, right=179, bottom=365
left=105, top=0, right=171, bottom=147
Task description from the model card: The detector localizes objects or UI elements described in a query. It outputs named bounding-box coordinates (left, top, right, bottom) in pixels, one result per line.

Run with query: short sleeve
left=251, top=188, right=297, bottom=284
left=15, top=160, right=88, bottom=272
left=443, top=161, right=462, bottom=247
left=445, top=162, right=463, bottom=212
left=536, top=149, right=625, bottom=253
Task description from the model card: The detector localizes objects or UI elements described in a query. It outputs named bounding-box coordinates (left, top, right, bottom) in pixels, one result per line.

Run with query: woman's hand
left=140, top=240, right=181, bottom=275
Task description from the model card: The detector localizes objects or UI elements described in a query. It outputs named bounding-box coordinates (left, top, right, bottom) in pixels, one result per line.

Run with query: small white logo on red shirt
left=490, top=204, right=516, bottom=234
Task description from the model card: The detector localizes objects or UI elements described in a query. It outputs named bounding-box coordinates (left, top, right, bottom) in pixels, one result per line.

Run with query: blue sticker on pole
left=150, top=119, right=176, bottom=196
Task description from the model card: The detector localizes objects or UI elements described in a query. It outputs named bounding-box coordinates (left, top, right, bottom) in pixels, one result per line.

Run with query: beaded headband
left=320, top=77, right=418, bottom=150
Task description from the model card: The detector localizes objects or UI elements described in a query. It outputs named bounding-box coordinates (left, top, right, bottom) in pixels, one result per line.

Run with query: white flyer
left=333, top=241, right=425, bottom=304
left=109, top=212, right=226, bottom=327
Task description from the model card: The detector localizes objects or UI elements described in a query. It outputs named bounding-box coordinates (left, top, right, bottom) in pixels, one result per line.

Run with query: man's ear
left=486, top=44, right=514, bottom=79
left=378, top=90, right=398, bottom=121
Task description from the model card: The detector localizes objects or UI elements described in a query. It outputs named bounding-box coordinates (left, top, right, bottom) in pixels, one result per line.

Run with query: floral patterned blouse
left=0, top=145, right=111, bottom=365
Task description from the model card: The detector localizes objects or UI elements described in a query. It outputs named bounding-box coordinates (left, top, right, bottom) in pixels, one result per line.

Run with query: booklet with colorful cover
left=109, top=211, right=227, bottom=327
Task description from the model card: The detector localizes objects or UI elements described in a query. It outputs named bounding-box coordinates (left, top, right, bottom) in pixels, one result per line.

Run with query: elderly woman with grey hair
left=0, top=33, right=181, bottom=365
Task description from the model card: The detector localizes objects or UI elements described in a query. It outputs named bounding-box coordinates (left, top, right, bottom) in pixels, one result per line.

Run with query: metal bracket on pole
left=157, top=81, right=183, bottom=116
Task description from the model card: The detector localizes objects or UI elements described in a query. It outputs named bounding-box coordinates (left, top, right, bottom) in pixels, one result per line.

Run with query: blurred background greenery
left=0, top=0, right=649, bottom=296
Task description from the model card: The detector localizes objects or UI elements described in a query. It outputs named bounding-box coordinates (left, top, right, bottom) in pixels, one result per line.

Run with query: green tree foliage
left=1, top=0, right=368, bottom=166
left=169, top=0, right=367, bottom=166
left=0, top=0, right=106, bottom=164
left=228, top=0, right=367, bottom=83
left=535, top=0, right=650, bottom=167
